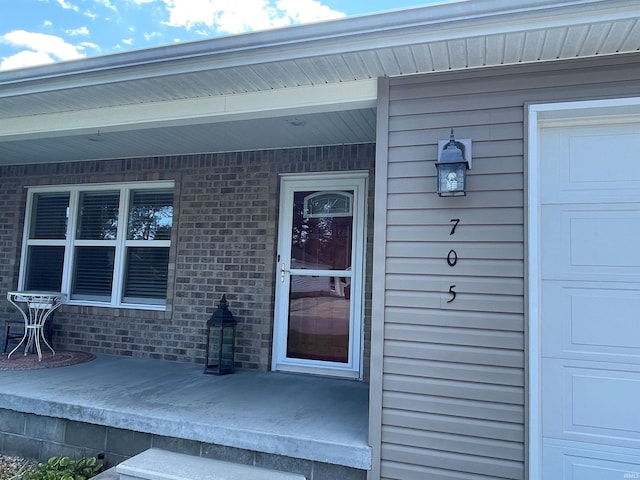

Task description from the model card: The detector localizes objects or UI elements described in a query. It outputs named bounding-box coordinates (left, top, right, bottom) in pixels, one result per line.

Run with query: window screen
left=29, top=193, right=69, bottom=239
left=123, top=247, right=170, bottom=304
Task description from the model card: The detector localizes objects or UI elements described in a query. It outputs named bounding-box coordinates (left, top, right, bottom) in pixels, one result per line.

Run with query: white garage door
left=540, top=120, right=640, bottom=479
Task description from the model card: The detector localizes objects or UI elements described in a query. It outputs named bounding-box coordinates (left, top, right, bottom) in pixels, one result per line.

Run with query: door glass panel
left=287, top=277, right=350, bottom=363
left=286, top=189, right=354, bottom=363
left=291, top=190, right=353, bottom=271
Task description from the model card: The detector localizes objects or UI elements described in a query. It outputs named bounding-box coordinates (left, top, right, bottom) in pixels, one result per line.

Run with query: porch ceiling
left=0, top=0, right=639, bottom=165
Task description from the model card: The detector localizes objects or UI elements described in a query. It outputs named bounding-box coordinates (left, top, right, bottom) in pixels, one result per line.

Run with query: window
left=20, top=182, right=174, bottom=309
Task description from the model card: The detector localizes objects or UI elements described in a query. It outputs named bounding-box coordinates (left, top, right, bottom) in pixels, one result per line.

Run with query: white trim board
left=0, top=80, right=378, bottom=142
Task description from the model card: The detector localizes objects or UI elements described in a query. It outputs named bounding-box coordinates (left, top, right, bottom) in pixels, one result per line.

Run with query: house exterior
left=1, top=0, right=640, bottom=479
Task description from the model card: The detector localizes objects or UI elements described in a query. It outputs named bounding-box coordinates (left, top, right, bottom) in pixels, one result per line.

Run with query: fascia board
left=0, top=79, right=378, bottom=140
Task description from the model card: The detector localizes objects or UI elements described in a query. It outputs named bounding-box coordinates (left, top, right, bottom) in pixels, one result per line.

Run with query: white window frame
left=19, top=180, right=174, bottom=311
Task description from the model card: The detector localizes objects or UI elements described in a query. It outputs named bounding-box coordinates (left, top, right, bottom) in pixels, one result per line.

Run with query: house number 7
left=449, top=218, right=460, bottom=235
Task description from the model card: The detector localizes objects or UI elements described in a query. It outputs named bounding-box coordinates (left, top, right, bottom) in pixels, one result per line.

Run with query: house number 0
left=447, top=218, right=460, bottom=304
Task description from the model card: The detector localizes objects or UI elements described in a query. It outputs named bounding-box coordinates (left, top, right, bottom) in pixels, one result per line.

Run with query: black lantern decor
left=205, top=295, right=236, bottom=375
left=435, top=129, right=472, bottom=197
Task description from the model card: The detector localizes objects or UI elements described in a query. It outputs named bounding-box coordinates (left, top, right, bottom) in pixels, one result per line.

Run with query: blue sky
left=0, top=0, right=449, bottom=71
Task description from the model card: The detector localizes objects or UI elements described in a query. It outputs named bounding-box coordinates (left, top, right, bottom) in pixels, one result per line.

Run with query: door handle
left=280, top=263, right=290, bottom=283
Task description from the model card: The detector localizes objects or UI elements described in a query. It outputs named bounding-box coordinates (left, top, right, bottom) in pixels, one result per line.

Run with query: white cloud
left=161, top=0, right=263, bottom=32
left=144, top=31, right=162, bottom=42
left=160, top=0, right=344, bottom=35
left=56, top=0, right=80, bottom=12
left=1, top=30, right=85, bottom=69
left=0, top=0, right=345, bottom=70
left=275, top=0, right=344, bottom=24
left=67, top=26, right=90, bottom=36
left=95, top=0, right=119, bottom=12
left=80, top=41, right=100, bottom=50
left=1, top=50, right=55, bottom=70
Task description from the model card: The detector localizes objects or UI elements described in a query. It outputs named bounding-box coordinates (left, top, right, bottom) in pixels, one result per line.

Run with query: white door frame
left=527, top=96, right=640, bottom=479
left=272, top=171, right=368, bottom=379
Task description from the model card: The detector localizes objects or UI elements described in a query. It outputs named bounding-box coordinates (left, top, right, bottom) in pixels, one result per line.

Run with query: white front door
left=272, top=172, right=367, bottom=379
left=536, top=117, right=640, bottom=478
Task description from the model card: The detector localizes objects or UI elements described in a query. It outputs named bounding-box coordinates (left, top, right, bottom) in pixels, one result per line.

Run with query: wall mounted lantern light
left=435, top=129, right=472, bottom=197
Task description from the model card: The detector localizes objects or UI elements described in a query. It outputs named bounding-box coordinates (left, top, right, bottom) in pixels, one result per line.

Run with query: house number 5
left=447, top=285, right=457, bottom=303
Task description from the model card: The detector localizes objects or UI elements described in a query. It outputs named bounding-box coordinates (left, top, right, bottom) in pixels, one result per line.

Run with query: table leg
left=7, top=331, right=29, bottom=359
left=38, top=324, right=55, bottom=357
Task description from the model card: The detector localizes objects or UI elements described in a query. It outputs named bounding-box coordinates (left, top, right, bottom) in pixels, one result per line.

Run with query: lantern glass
left=221, top=324, right=235, bottom=370
left=437, top=162, right=467, bottom=196
left=205, top=295, right=236, bottom=375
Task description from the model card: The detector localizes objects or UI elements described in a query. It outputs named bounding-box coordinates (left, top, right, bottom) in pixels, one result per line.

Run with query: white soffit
left=0, top=0, right=639, bottom=164
left=0, top=80, right=378, bottom=140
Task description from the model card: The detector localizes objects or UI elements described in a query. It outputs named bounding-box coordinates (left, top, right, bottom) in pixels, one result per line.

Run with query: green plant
left=24, top=456, right=102, bottom=480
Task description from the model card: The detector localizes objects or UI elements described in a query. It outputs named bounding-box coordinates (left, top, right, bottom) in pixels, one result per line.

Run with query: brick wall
left=0, top=144, right=375, bottom=372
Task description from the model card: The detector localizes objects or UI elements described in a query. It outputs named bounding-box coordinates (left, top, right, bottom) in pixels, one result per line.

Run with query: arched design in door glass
left=303, top=191, right=353, bottom=218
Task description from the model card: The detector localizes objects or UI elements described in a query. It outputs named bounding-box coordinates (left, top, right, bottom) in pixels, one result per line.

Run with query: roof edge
left=0, top=0, right=633, bottom=93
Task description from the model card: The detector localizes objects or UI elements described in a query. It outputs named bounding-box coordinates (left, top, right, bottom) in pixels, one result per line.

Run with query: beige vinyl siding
left=373, top=53, right=640, bottom=480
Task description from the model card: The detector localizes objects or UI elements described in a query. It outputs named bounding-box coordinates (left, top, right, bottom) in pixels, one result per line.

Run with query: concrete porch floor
left=0, top=355, right=371, bottom=470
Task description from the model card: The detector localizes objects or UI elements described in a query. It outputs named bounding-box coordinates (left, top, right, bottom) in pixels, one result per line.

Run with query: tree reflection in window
left=127, top=189, right=173, bottom=241
left=292, top=191, right=353, bottom=271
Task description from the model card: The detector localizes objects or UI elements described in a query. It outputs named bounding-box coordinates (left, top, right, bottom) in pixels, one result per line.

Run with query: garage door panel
left=542, top=204, right=640, bottom=282
left=542, top=281, right=640, bottom=363
left=539, top=115, right=640, bottom=479
left=543, top=359, right=640, bottom=449
left=541, top=123, right=640, bottom=204
left=543, top=440, right=640, bottom=480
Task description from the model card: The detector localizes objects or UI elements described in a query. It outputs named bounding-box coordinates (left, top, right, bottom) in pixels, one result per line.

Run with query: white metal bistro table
left=6, top=291, right=67, bottom=361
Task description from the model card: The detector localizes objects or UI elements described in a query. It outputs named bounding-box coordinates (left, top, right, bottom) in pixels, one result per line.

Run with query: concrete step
left=91, top=466, right=118, bottom=480
left=115, top=449, right=306, bottom=480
